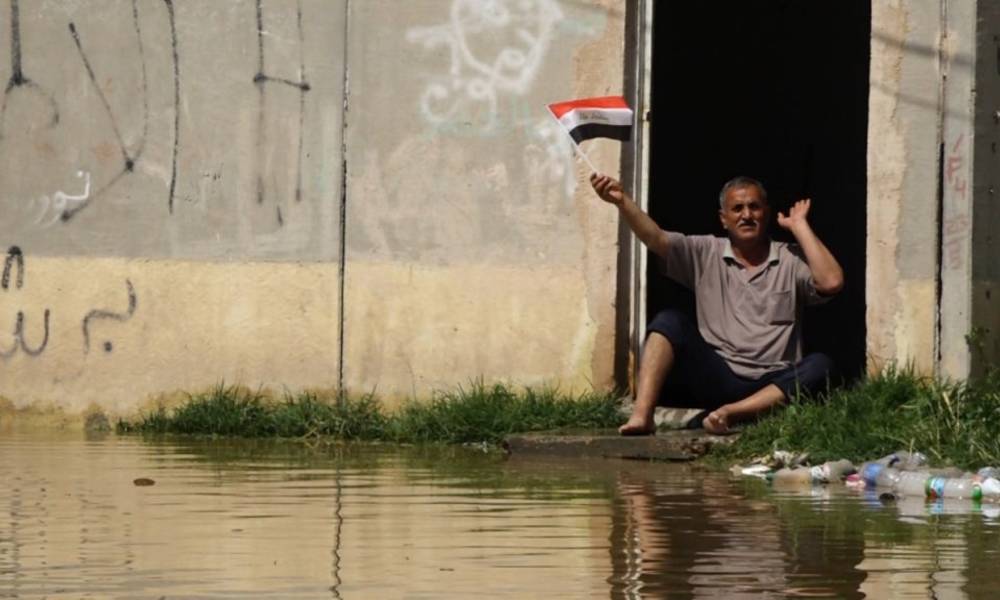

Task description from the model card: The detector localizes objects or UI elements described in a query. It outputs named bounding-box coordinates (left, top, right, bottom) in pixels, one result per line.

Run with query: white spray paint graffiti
left=406, top=0, right=563, bottom=132
left=29, top=170, right=91, bottom=227
left=526, top=117, right=577, bottom=197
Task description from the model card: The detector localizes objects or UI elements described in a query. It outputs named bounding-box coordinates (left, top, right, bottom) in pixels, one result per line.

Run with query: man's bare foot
left=702, top=408, right=730, bottom=435
left=618, top=414, right=655, bottom=436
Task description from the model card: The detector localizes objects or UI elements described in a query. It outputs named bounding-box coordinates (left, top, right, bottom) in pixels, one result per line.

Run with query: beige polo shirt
left=659, top=232, right=830, bottom=379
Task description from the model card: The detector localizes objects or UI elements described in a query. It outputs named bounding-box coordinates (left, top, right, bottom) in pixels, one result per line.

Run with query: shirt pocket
left=764, top=289, right=795, bottom=325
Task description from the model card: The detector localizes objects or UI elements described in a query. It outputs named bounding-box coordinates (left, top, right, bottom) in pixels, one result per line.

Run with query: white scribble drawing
left=406, top=0, right=563, bottom=131
left=30, top=170, right=91, bottom=227
left=526, top=117, right=577, bottom=197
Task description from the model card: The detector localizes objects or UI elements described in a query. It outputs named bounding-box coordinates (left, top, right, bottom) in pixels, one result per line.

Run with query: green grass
left=116, top=382, right=623, bottom=445
left=713, top=367, right=1000, bottom=470
left=119, top=369, right=1000, bottom=468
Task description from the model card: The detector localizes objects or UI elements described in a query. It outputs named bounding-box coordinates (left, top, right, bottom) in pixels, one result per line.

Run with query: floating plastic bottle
left=925, top=476, right=982, bottom=501
left=893, top=470, right=932, bottom=497
left=892, top=451, right=928, bottom=470
left=861, top=452, right=928, bottom=486
left=875, top=466, right=903, bottom=488
left=978, top=467, right=1000, bottom=480
left=979, top=478, right=1000, bottom=502
left=769, top=460, right=855, bottom=486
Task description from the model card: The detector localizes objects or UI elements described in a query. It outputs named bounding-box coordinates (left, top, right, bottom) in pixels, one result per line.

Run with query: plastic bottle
left=979, top=477, right=1000, bottom=502
left=818, top=459, right=856, bottom=482
left=769, top=460, right=855, bottom=486
left=978, top=467, right=1000, bottom=480
left=860, top=462, right=887, bottom=486
left=768, top=466, right=815, bottom=486
left=874, top=466, right=903, bottom=489
left=893, top=470, right=931, bottom=497
left=925, top=476, right=982, bottom=501
left=893, top=451, right=928, bottom=471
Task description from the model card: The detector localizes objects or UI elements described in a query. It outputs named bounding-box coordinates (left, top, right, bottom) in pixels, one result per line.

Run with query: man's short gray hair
left=719, top=176, right=768, bottom=209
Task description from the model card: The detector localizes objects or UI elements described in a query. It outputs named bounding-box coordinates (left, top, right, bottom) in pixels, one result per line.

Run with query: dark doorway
left=647, top=1, right=870, bottom=381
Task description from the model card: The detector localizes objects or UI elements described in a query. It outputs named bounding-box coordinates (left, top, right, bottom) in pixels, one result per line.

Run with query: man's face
left=719, top=185, right=769, bottom=245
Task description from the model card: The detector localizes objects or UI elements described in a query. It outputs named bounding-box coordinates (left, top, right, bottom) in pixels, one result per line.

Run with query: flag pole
left=546, top=105, right=600, bottom=174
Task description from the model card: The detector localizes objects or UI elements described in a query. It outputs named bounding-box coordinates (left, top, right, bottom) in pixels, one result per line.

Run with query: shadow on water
left=1, top=434, right=999, bottom=598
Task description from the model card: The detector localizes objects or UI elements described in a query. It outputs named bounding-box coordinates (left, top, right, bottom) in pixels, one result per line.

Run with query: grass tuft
left=117, top=382, right=622, bottom=444
left=713, top=366, right=1000, bottom=469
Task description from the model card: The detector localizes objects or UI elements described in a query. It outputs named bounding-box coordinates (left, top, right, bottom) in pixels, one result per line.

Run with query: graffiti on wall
left=0, top=0, right=60, bottom=137
left=943, top=132, right=971, bottom=271
left=405, top=0, right=564, bottom=132
left=407, top=0, right=604, bottom=199
left=2, top=0, right=318, bottom=233
left=254, top=0, right=311, bottom=227
left=0, top=246, right=138, bottom=361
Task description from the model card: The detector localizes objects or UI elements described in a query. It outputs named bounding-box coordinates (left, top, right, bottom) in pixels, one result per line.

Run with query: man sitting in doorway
left=590, top=174, right=844, bottom=434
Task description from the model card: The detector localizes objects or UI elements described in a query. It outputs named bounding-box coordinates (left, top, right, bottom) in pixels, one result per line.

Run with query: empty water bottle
left=768, top=466, right=816, bottom=486
left=892, top=451, right=928, bottom=471
left=978, top=467, right=1000, bottom=480
left=817, top=459, right=855, bottom=482
left=980, top=478, right=1000, bottom=502
left=926, top=476, right=982, bottom=501
left=769, top=460, right=854, bottom=486
left=860, top=461, right=887, bottom=486
left=893, top=470, right=931, bottom=497
left=875, top=466, right=903, bottom=488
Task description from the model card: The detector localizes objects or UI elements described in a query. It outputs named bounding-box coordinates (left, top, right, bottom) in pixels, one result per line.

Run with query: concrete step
left=503, top=429, right=740, bottom=462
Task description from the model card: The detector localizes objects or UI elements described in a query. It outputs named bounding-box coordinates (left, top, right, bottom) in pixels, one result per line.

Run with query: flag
left=546, top=96, right=633, bottom=144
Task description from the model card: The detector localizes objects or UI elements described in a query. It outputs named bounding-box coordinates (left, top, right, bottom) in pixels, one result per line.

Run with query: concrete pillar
left=940, top=0, right=1000, bottom=378
left=969, top=2, right=1000, bottom=376
left=867, top=2, right=943, bottom=374
left=868, top=0, right=999, bottom=379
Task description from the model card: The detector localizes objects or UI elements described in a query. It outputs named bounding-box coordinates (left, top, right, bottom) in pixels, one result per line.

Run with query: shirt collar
left=723, top=239, right=780, bottom=265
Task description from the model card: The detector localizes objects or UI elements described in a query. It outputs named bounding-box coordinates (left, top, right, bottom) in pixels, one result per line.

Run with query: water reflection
left=1, top=434, right=999, bottom=598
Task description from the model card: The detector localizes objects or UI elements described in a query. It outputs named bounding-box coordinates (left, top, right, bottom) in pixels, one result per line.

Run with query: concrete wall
left=0, top=0, right=626, bottom=417
left=866, top=1, right=942, bottom=374
left=867, top=0, right=1000, bottom=378
left=343, top=0, right=624, bottom=402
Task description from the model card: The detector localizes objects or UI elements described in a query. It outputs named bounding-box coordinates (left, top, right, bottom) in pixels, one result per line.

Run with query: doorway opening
left=646, top=1, right=871, bottom=381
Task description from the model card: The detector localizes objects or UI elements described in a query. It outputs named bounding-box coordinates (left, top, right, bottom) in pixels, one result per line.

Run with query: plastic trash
left=980, top=477, right=1000, bottom=502
left=875, top=466, right=903, bottom=488
left=925, top=476, right=982, bottom=501
left=769, top=460, right=854, bottom=486
left=978, top=467, right=1000, bottom=480
left=861, top=452, right=927, bottom=486
left=893, top=470, right=932, bottom=497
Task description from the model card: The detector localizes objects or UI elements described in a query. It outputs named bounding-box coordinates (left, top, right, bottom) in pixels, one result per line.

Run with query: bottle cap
left=926, top=477, right=946, bottom=499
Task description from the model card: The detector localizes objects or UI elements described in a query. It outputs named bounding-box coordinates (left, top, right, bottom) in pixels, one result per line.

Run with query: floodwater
left=1, top=434, right=999, bottom=599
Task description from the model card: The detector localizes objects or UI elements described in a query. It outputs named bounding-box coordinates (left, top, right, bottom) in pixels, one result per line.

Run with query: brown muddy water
left=1, top=434, right=999, bottom=599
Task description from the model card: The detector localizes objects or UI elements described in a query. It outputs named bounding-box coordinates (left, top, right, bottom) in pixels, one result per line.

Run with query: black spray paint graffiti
left=2, top=246, right=24, bottom=290
left=0, top=0, right=60, bottom=139
left=62, top=0, right=152, bottom=220
left=60, top=0, right=179, bottom=220
left=0, top=246, right=46, bottom=358
left=82, top=279, right=137, bottom=354
left=254, top=0, right=310, bottom=225
left=0, top=247, right=137, bottom=360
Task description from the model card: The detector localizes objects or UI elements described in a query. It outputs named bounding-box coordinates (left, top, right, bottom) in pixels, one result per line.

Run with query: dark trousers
left=646, top=309, right=835, bottom=410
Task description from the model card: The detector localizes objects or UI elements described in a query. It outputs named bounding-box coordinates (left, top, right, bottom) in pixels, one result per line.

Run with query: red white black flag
left=546, top=96, right=634, bottom=143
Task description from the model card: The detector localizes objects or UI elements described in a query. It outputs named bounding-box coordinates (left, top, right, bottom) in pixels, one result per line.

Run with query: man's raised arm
left=777, top=198, right=844, bottom=295
left=590, top=173, right=670, bottom=258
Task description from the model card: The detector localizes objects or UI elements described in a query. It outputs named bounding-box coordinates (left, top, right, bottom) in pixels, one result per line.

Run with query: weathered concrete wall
left=867, top=1, right=942, bottom=373
left=868, top=0, right=1000, bottom=378
left=343, top=0, right=625, bottom=403
left=0, top=0, right=626, bottom=417
left=970, top=1, right=1000, bottom=374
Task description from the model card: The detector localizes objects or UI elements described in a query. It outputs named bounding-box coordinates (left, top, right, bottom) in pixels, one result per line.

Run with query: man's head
left=718, top=176, right=770, bottom=247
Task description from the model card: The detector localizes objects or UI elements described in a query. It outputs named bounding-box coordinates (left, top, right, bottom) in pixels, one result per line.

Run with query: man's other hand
left=777, top=198, right=811, bottom=232
left=590, top=173, right=625, bottom=206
